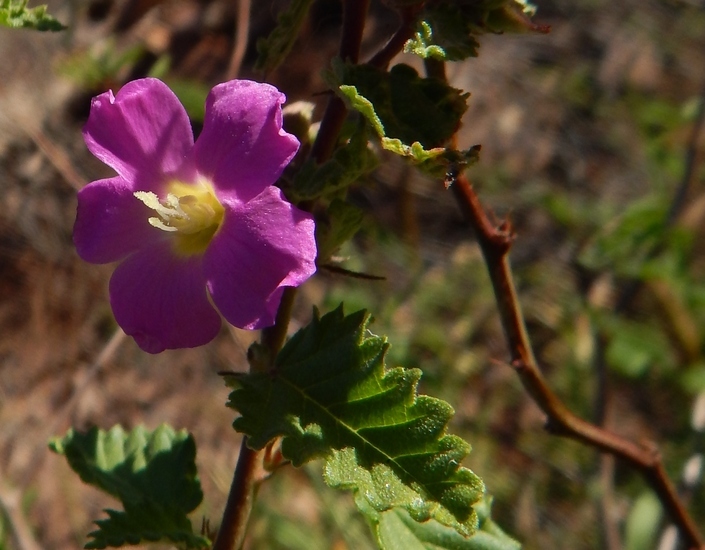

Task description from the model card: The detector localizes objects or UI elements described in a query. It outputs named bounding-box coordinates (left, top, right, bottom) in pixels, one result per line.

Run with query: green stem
left=212, top=290, right=297, bottom=550
left=213, top=2, right=375, bottom=546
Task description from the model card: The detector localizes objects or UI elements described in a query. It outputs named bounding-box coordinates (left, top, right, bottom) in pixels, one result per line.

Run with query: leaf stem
left=213, top=289, right=298, bottom=550
left=451, top=172, right=705, bottom=550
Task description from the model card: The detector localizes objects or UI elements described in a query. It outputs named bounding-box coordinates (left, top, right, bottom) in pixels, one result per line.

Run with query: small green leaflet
left=405, top=18, right=479, bottom=62
left=255, top=0, right=315, bottom=73
left=226, top=306, right=485, bottom=537
left=50, top=425, right=208, bottom=549
left=405, top=1, right=547, bottom=63
left=0, top=0, right=64, bottom=30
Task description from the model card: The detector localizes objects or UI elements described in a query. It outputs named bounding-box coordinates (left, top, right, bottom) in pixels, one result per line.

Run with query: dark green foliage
left=405, top=0, right=547, bottom=62
left=316, top=199, right=366, bottom=263
left=58, top=43, right=145, bottom=90
left=50, top=425, right=208, bottom=549
left=255, top=0, right=315, bottom=73
left=0, top=0, right=64, bottom=30
left=291, top=125, right=379, bottom=202
left=405, top=16, right=480, bottom=62
left=333, top=62, right=469, bottom=148
left=226, top=306, right=485, bottom=536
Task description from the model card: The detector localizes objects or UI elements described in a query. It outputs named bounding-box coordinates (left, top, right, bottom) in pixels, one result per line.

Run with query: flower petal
left=204, top=186, right=316, bottom=329
left=109, top=244, right=221, bottom=353
left=83, top=78, right=194, bottom=184
left=74, top=176, right=164, bottom=264
left=191, top=80, right=299, bottom=203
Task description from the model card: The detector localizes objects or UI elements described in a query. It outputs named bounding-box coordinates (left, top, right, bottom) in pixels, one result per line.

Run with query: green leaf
left=373, top=499, right=521, bottom=550
left=578, top=196, right=668, bottom=277
left=291, top=124, right=379, bottom=202
left=335, top=78, right=479, bottom=177
left=255, top=0, right=315, bottom=73
left=0, top=0, right=64, bottom=30
left=164, top=79, right=210, bottom=123
left=49, top=425, right=208, bottom=549
left=333, top=62, right=469, bottom=148
left=226, top=306, right=485, bottom=536
left=596, top=314, right=676, bottom=378
left=625, top=491, right=662, bottom=550
left=405, top=14, right=479, bottom=62
left=58, top=42, right=145, bottom=90
left=316, top=199, right=365, bottom=262
left=405, top=1, right=547, bottom=63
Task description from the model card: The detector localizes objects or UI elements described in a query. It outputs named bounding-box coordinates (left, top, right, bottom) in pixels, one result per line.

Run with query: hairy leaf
left=226, top=306, right=485, bottom=536
left=333, top=62, right=468, bottom=148
left=316, top=199, right=365, bottom=262
left=405, top=18, right=479, bottom=62
left=336, top=83, right=479, bottom=177
left=0, top=0, right=64, bottom=30
left=405, top=1, right=547, bottom=62
left=372, top=499, right=521, bottom=550
left=50, top=425, right=208, bottom=549
left=255, top=0, right=315, bottom=73
left=291, top=124, right=379, bottom=202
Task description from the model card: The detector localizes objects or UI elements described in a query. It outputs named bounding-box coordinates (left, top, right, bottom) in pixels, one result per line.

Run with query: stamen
left=134, top=183, right=225, bottom=256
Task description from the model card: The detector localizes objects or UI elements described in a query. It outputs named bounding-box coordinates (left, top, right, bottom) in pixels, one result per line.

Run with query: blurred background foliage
left=0, top=0, right=704, bottom=548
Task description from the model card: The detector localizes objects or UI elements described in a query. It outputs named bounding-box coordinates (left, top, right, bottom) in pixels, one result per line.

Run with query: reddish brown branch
left=367, top=6, right=420, bottom=70
left=451, top=173, right=704, bottom=550
left=212, top=287, right=297, bottom=550
left=310, top=0, right=371, bottom=164
left=211, top=438, right=263, bottom=550
left=311, top=2, right=418, bottom=163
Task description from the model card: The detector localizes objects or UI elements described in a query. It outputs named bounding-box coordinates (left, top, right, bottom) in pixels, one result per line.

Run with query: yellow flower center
left=134, top=181, right=225, bottom=256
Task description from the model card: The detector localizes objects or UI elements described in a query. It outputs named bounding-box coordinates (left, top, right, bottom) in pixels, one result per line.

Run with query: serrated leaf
left=373, top=500, right=521, bottom=550
left=226, top=306, right=485, bottom=536
left=255, top=0, right=315, bottom=73
left=316, top=199, right=365, bottom=262
left=405, top=1, right=547, bottom=63
left=0, top=0, right=64, bottom=30
left=50, top=425, right=208, bottom=549
left=333, top=62, right=468, bottom=148
left=405, top=15, right=479, bottom=62
left=336, top=81, right=479, bottom=177
left=291, top=124, right=379, bottom=202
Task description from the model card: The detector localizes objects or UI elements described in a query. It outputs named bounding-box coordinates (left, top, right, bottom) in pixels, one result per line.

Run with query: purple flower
left=74, top=78, right=317, bottom=353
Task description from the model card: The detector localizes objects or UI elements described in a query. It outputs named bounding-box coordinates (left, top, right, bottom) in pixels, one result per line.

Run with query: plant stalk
left=451, top=172, right=705, bottom=550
